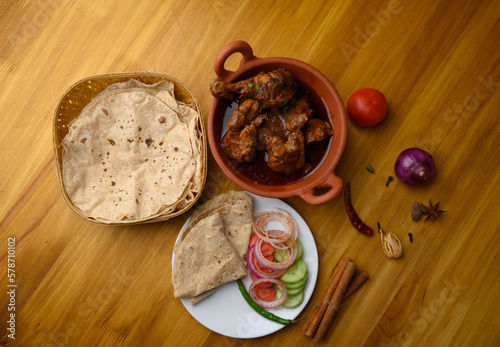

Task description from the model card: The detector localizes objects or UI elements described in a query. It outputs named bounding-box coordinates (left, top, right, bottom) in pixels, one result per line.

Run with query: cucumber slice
left=280, top=258, right=307, bottom=284
left=275, top=284, right=283, bottom=300
left=273, top=249, right=287, bottom=263
left=276, top=283, right=304, bottom=306
left=285, top=275, right=307, bottom=289
left=287, top=284, right=305, bottom=296
left=282, top=291, right=304, bottom=308
left=273, top=239, right=302, bottom=262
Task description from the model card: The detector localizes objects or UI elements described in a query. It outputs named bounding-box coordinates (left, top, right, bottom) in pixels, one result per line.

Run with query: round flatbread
left=61, top=80, right=202, bottom=222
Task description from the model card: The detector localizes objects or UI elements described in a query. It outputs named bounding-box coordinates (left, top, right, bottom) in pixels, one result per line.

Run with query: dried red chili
left=344, top=181, right=374, bottom=236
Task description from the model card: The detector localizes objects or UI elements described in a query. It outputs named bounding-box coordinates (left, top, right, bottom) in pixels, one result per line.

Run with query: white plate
left=172, top=192, right=318, bottom=338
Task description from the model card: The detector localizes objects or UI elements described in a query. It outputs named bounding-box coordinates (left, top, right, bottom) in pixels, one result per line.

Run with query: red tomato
left=259, top=242, right=275, bottom=261
left=249, top=233, right=259, bottom=247
left=250, top=273, right=273, bottom=288
left=254, top=284, right=277, bottom=302
left=346, top=88, right=387, bottom=126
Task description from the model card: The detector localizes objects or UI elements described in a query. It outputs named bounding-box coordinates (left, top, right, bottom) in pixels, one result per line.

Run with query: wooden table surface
left=1, top=0, right=499, bottom=346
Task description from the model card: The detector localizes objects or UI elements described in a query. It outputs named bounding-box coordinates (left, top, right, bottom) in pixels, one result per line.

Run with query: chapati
left=172, top=212, right=247, bottom=298
left=61, top=80, right=203, bottom=223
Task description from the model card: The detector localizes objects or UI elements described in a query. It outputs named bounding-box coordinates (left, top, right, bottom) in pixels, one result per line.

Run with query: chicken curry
left=210, top=69, right=333, bottom=185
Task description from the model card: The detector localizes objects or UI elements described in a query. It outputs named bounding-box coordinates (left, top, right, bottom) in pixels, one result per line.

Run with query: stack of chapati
left=61, top=79, right=204, bottom=223
left=172, top=191, right=253, bottom=304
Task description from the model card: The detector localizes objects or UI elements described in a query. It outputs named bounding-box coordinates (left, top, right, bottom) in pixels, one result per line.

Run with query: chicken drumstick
left=210, top=69, right=297, bottom=108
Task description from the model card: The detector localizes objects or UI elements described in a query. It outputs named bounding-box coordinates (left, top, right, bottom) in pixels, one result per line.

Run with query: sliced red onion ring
left=254, top=238, right=297, bottom=271
left=252, top=208, right=298, bottom=249
left=249, top=278, right=288, bottom=308
left=246, top=208, right=301, bottom=308
left=247, top=244, right=287, bottom=279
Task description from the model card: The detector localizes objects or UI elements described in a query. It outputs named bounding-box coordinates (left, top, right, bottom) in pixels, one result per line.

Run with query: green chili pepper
left=236, top=279, right=292, bottom=325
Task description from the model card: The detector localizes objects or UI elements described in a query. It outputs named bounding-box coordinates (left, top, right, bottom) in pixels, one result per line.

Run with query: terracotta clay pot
left=207, top=41, right=347, bottom=205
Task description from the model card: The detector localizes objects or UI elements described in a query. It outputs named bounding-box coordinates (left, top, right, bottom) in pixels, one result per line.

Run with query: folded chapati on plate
left=61, top=80, right=203, bottom=223
left=172, top=212, right=247, bottom=298
left=173, top=191, right=253, bottom=304
left=176, top=190, right=253, bottom=265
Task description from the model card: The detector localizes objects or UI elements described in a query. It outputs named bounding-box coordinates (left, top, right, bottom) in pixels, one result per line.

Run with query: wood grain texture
left=1, top=0, right=499, bottom=346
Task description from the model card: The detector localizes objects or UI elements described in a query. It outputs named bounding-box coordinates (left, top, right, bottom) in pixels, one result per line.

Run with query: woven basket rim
left=53, top=72, right=207, bottom=226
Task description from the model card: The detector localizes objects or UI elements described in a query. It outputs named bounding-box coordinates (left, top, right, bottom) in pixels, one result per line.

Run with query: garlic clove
left=378, top=223, right=403, bottom=259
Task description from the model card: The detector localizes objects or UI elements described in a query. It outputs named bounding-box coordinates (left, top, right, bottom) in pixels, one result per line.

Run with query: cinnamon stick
left=302, top=257, right=350, bottom=337
left=342, top=270, right=369, bottom=302
left=302, top=270, right=369, bottom=332
left=313, top=260, right=357, bottom=343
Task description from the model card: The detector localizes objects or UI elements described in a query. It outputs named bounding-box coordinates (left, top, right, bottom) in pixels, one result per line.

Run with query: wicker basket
left=53, top=72, right=207, bottom=225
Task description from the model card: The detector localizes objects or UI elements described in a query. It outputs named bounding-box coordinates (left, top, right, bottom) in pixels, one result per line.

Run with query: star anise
left=421, top=200, right=446, bottom=222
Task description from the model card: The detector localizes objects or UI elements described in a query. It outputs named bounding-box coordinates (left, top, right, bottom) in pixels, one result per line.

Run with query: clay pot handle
left=299, top=173, right=343, bottom=205
left=214, top=40, right=256, bottom=81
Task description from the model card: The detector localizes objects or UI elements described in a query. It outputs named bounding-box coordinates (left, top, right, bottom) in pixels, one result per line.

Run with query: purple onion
left=394, top=148, right=435, bottom=185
